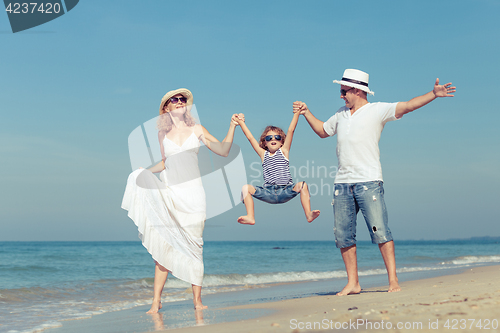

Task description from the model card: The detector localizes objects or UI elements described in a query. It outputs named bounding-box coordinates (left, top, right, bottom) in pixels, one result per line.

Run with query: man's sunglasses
left=340, top=87, right=355, bottom=96
left=169, top=97, right=188, bottom=104
left=265, top=135, right=282, bottom=142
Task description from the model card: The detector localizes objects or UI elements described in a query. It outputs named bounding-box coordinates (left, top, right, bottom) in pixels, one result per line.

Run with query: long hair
left=259, top=125, right=286, bottom=151
left=156, top=100, right=196, bottom=133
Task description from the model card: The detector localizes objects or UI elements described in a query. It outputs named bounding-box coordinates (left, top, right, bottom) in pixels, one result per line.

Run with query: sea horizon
left=2, top=235, right=499, bottom=242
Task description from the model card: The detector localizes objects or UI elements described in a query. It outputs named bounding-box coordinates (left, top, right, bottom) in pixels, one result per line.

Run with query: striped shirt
left=262, top=148, right=293, bottom=186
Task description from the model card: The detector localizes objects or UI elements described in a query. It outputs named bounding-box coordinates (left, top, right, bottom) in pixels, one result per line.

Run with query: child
left=233, top=112, right=320, bottom=225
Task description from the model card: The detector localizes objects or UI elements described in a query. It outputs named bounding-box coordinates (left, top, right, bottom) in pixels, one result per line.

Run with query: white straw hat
left=333, top=69, right=374, bottom=95
left=159, top=88, right=193, bottom=114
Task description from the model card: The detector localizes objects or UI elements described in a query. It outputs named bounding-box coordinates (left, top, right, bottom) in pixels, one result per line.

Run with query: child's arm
left=281, top=112, right=300, bottom=158
left=234, top=115, right=266, bottom=160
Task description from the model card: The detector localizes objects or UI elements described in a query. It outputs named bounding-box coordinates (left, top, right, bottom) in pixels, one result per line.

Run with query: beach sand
left=48, top=265, right=500, bottom=333
left=175, top=265, right=500, bottom=333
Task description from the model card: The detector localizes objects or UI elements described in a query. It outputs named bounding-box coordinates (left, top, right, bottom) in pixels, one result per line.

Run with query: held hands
left=231, top=113, right=245, bottom=125
left=293, top=101, right=308, bottom=115
left=433, top=78, right=456, bottom=98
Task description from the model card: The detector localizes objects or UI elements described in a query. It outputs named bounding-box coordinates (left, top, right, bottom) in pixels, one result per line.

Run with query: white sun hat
left=159, top=88, right=193, bottom=114
left=333, top=69, right=375, bottom=95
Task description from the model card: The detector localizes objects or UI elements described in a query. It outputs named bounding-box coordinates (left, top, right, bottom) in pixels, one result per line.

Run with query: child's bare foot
left=146, top=300, right=162, bottom=313
left=336, top=283, right=361, bottom=296
left=237, top=216, right=255, bottom=225
left=306, top=210, right=320, bottom=223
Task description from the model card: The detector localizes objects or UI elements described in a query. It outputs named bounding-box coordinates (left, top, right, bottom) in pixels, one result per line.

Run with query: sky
left=1, top=0, right=499, bottom=242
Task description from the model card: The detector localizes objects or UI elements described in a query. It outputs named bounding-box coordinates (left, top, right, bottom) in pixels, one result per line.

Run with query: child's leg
left=293, top=182, right=320, bottom=223
left=238, top=184, right=256, bottom=225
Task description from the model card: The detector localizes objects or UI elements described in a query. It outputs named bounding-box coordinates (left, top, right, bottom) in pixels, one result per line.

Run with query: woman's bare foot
left=336, top=283, right=361, bottom=296
left=306, top=210, right=320, bottom=223
left=194, top=308, right=205, bottom=326
left=194, top=302, right=208, bottom=310
left=150, top=312, right=165, bottom=330
left=146, top=300, right=162, bottom=314
left=237, top=215, right=255, bottom=225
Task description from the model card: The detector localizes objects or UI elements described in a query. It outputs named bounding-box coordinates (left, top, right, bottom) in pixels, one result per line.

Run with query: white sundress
left=121, top=130, right=206, bottom=286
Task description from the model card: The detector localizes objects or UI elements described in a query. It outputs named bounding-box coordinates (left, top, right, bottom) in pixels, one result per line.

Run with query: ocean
left=1, top=239, right=499, bottom=333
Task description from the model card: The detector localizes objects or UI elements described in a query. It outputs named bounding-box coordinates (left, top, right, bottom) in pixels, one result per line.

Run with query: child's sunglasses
left=265, top=135, right=282, bottom=142
left=169, top=97, right=188, bottom=104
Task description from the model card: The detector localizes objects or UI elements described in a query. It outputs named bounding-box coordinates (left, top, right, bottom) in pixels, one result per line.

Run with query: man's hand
left=293, top=101, right=308, bottom=114
left=433, top=78, right=456, bottom=98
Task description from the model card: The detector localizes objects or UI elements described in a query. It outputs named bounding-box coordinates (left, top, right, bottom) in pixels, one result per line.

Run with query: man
left=293, top=69, right=455, bottom=295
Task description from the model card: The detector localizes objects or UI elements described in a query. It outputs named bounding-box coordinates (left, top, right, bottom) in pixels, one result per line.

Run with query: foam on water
left=447, top=255, right=500, bottom=265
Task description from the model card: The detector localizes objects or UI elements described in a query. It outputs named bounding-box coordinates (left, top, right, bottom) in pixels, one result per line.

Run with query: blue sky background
left=1, top=0, right=499, bottom=241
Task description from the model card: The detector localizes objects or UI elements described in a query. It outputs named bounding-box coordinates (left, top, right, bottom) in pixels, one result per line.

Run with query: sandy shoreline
left=47, top=265, right=500, bottom=333
left=174, top=265, right=500, bottom=333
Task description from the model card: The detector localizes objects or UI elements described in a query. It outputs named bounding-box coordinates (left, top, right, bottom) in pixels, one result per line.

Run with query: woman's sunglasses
left=265, top=135, right=282, bottom=142
left=169, top=97, right=188, bottom=104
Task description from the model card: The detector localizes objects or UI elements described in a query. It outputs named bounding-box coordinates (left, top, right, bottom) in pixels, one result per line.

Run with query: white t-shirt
left=323, top=102, right=399, bottom=183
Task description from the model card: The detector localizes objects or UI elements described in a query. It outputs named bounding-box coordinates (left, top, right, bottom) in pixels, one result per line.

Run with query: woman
left=122, top=88, right=238, bottom=313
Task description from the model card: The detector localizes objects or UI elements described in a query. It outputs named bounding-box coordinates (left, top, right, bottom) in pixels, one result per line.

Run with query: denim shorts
left=252, top=183, right=299, bottom=204
left=332, top=181, right=393, bottom=248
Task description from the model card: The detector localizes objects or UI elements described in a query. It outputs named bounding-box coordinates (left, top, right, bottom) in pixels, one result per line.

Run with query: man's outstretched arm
left=293, top=101, right=329, bottom=138
left=395, top=78, right=456, bottom=118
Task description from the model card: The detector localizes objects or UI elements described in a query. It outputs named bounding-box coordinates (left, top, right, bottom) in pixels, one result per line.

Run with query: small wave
left=27, top=320, right=63, bottom=333
left=159, top=270, right=348, bottom=289
left=441, top=255, right=500, bottom=265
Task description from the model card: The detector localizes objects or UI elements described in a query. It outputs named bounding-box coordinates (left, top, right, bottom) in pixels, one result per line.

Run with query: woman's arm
left=147, top=160, right=165, bottom=173
left=146, top=131, right=166, bottom=173
left=234, top=115, right=266, bottom=160
left=281, top=111, right=300, bottom=157
left=196, top=116, right=238, bottom=157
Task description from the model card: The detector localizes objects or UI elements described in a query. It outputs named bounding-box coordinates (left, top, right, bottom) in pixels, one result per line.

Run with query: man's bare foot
left=306, top=210, right=320, bottom=223
left=146, top=300, right=162, bottom=314
left=237, top=216, right=255, bottom=225
left=388, top=281, right=401, bottom=292
left=336, top=283, right=361, bottom=296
